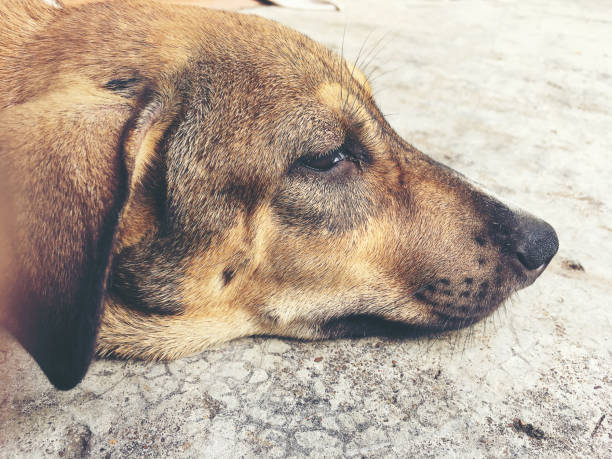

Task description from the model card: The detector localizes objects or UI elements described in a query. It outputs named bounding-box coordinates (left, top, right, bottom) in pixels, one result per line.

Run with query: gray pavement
left=1, top=0, right=611, bottom=457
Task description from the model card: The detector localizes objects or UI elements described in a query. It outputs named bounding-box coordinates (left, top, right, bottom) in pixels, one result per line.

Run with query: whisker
left=369, top=66, right=402, bottom=88
left=350, top=30, right=374, bottom=80
left=339, top=23, right=347, bottom=109
left=360, top=31, right=394, bottom=81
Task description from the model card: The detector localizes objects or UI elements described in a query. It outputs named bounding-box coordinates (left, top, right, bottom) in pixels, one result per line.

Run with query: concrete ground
left=1, top=0, right=610, bottom=457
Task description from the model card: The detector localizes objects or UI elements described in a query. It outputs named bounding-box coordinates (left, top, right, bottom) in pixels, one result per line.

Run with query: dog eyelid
left=300, top=147, right=347, bottom=171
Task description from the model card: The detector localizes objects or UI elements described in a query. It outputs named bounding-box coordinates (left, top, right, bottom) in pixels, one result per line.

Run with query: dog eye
left=301, top=148, right=346, bottom=171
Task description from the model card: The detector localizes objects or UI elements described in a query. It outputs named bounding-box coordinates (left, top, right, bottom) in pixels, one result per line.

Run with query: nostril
left=516, top=250, right=534, bottom=270
left=515, top=218, right=559, bottom=270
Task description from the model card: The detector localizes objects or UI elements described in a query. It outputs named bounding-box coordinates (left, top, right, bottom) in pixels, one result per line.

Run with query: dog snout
left=512, top=213, right=559, bottom=271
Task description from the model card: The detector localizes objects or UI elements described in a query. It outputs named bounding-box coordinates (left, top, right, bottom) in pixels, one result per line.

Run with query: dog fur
left=0, top=0, right=558, bottom=389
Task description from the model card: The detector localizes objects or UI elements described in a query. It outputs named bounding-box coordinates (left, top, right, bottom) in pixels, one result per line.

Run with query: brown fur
left=0, top=0, right=557, bottom=389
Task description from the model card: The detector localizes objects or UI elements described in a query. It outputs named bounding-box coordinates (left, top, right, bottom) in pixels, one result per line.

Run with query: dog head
left=0, top=0, right=557, bottom=389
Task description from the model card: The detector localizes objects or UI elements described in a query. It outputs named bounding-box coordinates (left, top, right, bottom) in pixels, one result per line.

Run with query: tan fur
left=1, top=0, right=556, bottom=388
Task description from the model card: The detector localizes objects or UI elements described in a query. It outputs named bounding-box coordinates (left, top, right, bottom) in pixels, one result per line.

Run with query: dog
left=0, top=0, right=559, bottom=390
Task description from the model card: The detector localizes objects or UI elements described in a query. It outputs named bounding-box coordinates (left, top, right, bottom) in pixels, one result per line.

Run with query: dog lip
left=429, top=310, right=482, bottom=329
left=411, top=289, right=499, bottom=324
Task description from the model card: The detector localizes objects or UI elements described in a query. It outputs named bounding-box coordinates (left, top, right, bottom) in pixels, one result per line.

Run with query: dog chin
left=315, top=307, right=494, bottom=340
left=427, top=287, right=516, bottom=326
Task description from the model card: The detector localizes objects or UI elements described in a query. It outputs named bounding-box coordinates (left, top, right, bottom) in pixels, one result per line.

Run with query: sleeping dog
left=0, top=0, right=558, bottom=389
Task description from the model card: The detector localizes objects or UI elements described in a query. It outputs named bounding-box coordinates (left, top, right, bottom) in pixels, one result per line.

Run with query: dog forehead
left=184, top=14, right=368, bottom=101
left=156, top=10, right=378, bottom=178
left=177, top=75, right=353, bottom=168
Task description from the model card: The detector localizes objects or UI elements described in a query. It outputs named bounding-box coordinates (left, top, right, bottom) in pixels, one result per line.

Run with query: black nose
left=513, top=214, right=559, bottom=270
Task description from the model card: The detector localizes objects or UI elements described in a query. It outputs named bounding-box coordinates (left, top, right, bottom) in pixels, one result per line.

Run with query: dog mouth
left=317, top=311, right=484, bottom=339
left=315, top=255, right=553, bottom=340
left=410, top=279, right=506, bottom=323
left=411, top=256, right=552, bottom=326
left=317, top=314, right=446, bottom=339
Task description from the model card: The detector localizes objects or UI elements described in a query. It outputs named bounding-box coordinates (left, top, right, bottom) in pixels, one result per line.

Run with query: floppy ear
left=0, top=80, right=179, bottom=390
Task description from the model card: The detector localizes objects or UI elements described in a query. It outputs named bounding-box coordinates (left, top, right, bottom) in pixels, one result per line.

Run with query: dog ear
left=123, top=82, right=180, bottom=207
left=0, top=79, right=180, bottom=390
left=114, top=80, right=185, bottom=257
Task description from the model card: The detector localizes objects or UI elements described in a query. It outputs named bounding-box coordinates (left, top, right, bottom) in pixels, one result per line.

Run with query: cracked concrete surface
left=1, top=0, right=610, bottom=457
